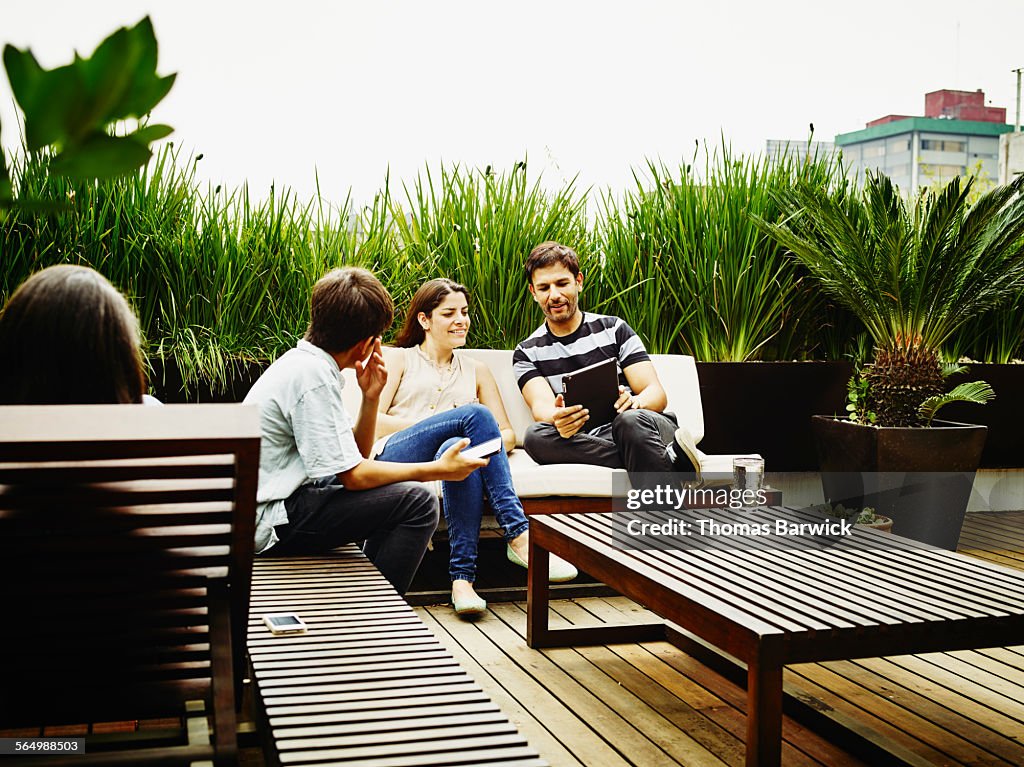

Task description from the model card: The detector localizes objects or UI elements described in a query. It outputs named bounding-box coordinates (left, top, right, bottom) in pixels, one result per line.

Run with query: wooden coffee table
left=526, top=506, right=1024, bottom=766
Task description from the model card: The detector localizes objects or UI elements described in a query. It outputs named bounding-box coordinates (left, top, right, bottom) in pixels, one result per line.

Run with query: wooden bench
left=526, top=505, right=1024, bottom=767
left=0, top=404, right=260, bottom=766
left=247, top=544, right=548, bottom=767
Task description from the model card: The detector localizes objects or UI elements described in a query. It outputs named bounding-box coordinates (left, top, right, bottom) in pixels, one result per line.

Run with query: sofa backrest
left=458, top=349, right=533, bottom=446
left=341, top=348, right=705, bottom=448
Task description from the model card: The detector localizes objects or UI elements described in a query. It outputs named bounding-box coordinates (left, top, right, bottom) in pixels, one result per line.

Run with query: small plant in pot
left=759, top=171, right=1024, bottom=549
left=810, top=503, right=893, bottom=532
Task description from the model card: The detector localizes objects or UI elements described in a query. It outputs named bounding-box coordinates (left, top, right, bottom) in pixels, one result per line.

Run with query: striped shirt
left=513, top=313, right=650, bottom=429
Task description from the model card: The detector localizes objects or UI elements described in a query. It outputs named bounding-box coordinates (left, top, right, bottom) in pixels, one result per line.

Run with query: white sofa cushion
left=507, top=449, right=618, bottom=497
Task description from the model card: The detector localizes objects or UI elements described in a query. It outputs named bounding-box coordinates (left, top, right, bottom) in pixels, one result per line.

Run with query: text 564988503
left=0, top=738, right=84, bottom=754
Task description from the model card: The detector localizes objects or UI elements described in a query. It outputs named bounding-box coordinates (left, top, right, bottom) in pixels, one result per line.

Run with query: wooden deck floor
left=416, top=511, right=1024, bottom=766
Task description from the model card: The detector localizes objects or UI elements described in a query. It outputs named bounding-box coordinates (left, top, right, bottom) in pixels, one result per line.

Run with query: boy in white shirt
left=244, top=267, right=485, bottom=594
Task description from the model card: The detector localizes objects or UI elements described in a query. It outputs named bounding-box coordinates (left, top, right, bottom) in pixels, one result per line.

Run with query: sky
left=2, top=0, right=1023, bottom=207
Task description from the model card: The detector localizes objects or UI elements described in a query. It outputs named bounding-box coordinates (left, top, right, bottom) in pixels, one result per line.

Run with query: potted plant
left=811, top=503, right=893, bottom=533
left=759, top=171, right=1024, bottom=549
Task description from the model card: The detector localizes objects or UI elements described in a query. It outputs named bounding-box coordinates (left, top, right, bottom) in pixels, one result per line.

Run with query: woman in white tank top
left=374, top=279, right=577, bottom=616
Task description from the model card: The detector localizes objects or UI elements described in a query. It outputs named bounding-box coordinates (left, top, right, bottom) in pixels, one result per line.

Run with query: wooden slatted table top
left=248, top=546, right=548, bottom=767
left=529, top=507, right=1024, bottom=665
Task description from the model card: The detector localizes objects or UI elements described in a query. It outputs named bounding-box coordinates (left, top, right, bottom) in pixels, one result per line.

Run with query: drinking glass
left=733, top=457, right=765, bottom=492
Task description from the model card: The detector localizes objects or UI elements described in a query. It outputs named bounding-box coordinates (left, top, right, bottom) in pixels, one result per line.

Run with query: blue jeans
left=377, top=403, right=530, bottom=582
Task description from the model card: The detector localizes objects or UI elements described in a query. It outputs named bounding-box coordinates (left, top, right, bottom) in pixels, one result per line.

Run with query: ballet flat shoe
left=452, top=591, right=487, bottom=616
left=506, top=544, right=579, bottom=583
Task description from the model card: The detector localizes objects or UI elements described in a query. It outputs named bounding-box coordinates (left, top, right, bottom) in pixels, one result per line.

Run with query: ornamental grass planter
left=696, top=361, right=852, bottom=471
left=810, top=415, right=987, bottom=550
left=149, top=359, right=268, bottom=404
left=943, top=363, right=1024, bottom=468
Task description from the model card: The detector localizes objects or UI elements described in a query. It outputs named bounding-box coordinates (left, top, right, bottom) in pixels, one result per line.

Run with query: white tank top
left=371, top=346, right=479, bottom=458
left=386, top=346, right=478, bottom=420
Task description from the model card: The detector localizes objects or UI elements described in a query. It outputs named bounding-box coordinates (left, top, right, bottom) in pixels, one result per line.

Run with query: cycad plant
left=760, top=171, right=1024, bottom=427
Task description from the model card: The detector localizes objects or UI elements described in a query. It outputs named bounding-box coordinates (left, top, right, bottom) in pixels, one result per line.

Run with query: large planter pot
left=810, top=415, right=987, bottom=550
left=942, top=363, right=1024, bottom=468
left=697, top=361, right=852, bottom=471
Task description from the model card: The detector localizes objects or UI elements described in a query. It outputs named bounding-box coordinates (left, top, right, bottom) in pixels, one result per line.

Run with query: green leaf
left=2, top=44, right=44, bottom=115
left=4, top=47, right=83, bottom=150
left=130, top=124, right=174, bottom=144
left=49, top=133, right=153, bottom=179
left=919, top=380, right=995, bottom=426
left=3, top=16, right=175, bottom=174
left=75, top=25, right=137, bottom=129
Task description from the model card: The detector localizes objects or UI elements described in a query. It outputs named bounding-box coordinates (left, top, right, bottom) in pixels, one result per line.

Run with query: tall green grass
left=3, top=141, right=1018, bottom=397
left=594, top=145, right=851, bottom=359
left=945, top=296, right=1024, bottom=363
left=2, top=145, right=398, bottom=389
left=388, top=162, right=589, bottom=348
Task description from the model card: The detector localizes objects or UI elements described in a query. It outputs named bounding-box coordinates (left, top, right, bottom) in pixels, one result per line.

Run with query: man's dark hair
left=0, top=265, right=145, bottom=404
left=524, top=241, right=581, bottom=284
left=305, top=267, right=394, bottom=353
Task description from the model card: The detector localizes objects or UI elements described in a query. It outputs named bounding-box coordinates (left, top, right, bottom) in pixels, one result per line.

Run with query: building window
left=862, top=143, right=886, bottom=158
left=921, top=139, right=966, bottom=152
left=886, top=137, right=910, bottom=152
left=920, top=163, right=966, bottom=177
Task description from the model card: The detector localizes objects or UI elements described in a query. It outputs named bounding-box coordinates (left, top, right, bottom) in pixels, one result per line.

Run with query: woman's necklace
left=418, top=345, right=455, bottom=385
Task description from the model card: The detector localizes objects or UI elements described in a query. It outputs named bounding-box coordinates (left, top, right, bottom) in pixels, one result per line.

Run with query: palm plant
left=760, top=171, right=1024, bottom=427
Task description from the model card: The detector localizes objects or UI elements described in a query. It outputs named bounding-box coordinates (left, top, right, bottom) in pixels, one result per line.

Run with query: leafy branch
left=1, top=16, right=175, bottom=212
left=919, top=381, right=995, bottom=427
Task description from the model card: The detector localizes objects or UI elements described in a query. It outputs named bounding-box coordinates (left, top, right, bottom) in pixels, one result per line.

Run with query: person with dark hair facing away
left=243, top=267, right=485, bottom=595
left=374, top=278, right=577, bottom=617
left=0, top=264, right=146, bottom=405
left=513, top=242, right=696, bottom=473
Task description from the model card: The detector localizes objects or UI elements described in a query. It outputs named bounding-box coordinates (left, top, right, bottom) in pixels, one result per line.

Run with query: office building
left=835, top=89, right=1014, bottom=193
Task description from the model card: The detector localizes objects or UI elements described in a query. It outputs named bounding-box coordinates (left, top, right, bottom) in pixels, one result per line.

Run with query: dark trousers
left=266, top=477, right=439, bottom=595
left=523, top=409, right=678, bottom=472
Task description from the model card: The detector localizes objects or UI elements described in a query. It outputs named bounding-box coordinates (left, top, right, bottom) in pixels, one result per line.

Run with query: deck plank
left=416, top=607, right=586, bottom=767
left=490, top=602, right=733, bottom=767
left=423, top=605, right=617, bottom=766
left=419, top=596, right=868, bottom=766
left=434, top=602, right=679, bottom=766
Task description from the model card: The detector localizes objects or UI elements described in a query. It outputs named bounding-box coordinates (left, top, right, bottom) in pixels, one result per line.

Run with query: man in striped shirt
left=512, top=241, right=694, bottom=473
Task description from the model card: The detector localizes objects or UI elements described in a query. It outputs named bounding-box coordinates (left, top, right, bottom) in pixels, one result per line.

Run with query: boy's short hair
left=305, top=267, right=393, bottom=353
left=524, top=241, right=581, bottom=284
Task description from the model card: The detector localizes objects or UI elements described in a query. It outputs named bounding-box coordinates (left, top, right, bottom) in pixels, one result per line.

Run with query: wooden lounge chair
left=0, top=404, right=260, bottom=766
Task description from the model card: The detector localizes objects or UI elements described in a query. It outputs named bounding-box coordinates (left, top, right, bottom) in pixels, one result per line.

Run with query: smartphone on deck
left=263, top=612, right=308, bottom=635
left=461, top=436, right=502, bottom=460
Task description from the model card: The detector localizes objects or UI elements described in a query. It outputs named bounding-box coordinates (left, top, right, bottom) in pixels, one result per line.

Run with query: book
left=562, top=357, right=619, bottom=428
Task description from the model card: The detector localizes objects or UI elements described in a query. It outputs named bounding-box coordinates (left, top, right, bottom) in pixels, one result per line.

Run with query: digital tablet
left=561, top=357, right=619, bottom=428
